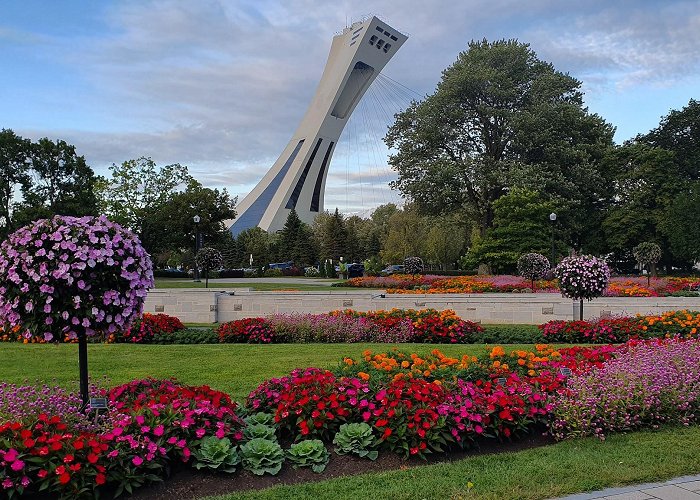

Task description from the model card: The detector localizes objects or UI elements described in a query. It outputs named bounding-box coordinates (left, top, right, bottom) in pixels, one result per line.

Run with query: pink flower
left=132, top=456, right=143, bottom=466
left=153, top=425, right=164, bottom=437
left=10, top=460, right=25, bottom=472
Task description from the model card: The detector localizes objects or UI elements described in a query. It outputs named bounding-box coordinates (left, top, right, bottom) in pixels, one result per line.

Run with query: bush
left=196, top=247, right=223, bottom=274
left=286, top=440, right=329, bottom=473
left=219, top=269, right=245, bottom=278
left=305, top=267, right=320, bottom=277
left=333, top=423, right=378, bottom=460
left=263, top=268, right=284, bottom=277
left=239, top=438, right=285, bottom=476
left=151, top=328, right=218, bottom=344
left=475, top=324, right=541, bottom=343
left=153, top=269, right=189, bottom=278
left=282, top=266, right=305, bottom=276
left=114, top=313, right=185, bottom=343
left=218, top=318, right=275, bottom=343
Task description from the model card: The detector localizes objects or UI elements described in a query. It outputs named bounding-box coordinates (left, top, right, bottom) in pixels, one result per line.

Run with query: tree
left=385, top=39, right=613, bottom=241
left=425, top=218, right=465, bottom=270
left=642, top=99, right=700, bottom=183
left=517, top=253, right=550, bottom=290
left=555, top=255, right=610, bottom=321
left=381, top=206, right=427, bottom=263
left=0, top=129, right=31, bottom=236
left=314, top=208, right=347, bottom=261
left=279, top=208, right=317, bottom=267
left=237, top=227, right=271, bottom=267
left=96, top=157, right=192, bottom=235
left=14, top=138, right=99, bottom=227
left=464, top=188, right=562, bottom=273
left=660, top=185, right=700, bottom=265
left=601, top=144, right=677, bottom=261
left=141, top=178, right=236, bottom=257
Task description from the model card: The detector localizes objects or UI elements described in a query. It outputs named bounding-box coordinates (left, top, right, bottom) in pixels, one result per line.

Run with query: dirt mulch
left=130, top=432, right=553, bottom=499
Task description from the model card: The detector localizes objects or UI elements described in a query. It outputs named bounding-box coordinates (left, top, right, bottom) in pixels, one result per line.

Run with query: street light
left=193, top=215, right=201, bottom=282
left=549, top=213, right=557, bottom=267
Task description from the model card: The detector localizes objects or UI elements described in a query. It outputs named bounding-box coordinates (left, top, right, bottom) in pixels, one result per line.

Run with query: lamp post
left=549, top=212, right=557, bottom=267
left=193, top=215, right=201, bottom=282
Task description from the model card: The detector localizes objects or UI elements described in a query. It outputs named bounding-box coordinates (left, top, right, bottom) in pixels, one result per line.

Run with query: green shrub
left=192, top=436, right=240, bottom=473
left=286, top=440, right=330, bottom=473
left=333, top=422, right=377, bottom=460
left=244, top=412, right=276, bottom=428
left=243, top=423, right=277, bottom=442
left=263, top=268, right=284, bottom=277
left=473, top=324, right=541, bottom=343
left=239, top=438, right=285, bottom=476
left=151, top=328, right=218, bottom=344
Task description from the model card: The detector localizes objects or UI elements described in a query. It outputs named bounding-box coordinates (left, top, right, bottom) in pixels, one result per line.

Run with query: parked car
left=347, top=263, right=365, bottom=278
left=268, top=261, right=294, bottom=270
left=381, top=264, right=404, bottom=276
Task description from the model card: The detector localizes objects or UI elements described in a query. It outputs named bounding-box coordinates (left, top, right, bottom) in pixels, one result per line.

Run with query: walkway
left=554, top=473, right=700, bottom=499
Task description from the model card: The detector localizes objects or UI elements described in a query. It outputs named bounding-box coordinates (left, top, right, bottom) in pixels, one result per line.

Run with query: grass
left=0, top=343, right=544, bottom=401
left=210, top=425, right=700, bottom=500
left=154, top=278, right=345, bottom=291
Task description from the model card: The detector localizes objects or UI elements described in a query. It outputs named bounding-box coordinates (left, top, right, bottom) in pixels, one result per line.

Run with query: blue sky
left=1, top=0, right=698, bottom=214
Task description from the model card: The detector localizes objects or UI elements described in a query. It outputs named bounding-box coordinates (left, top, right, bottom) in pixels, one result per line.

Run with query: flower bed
left=550, top=338, right=700, bottom=439
left=539, top=310, right=700, bottom=343
left=0, top=313, right=186, bottom=344
left=217, top=309, right=483, bottom=344
left=3, top=339, right=700, bottom=497
left=338, top=274, right=700, bottom=296
left=0, top=378, right=243, bottom=498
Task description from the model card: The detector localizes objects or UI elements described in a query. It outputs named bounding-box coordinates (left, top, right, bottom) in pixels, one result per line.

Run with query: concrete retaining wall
left=143, top=289, right=700, bottom=324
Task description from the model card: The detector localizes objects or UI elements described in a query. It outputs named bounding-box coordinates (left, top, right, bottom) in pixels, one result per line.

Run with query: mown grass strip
left=211, top=426, right=700, bottom=500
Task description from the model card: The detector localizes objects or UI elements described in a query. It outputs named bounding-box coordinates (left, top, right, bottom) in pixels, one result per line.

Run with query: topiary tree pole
left=554, top=255, right=610, bottom=321
left=633, top=241, right=662, bottom=287
left=517, top=253, right=550, bottom=291
left=0, top=215, right=154, bottom=407
left=196, top=247, right=224, bottom=288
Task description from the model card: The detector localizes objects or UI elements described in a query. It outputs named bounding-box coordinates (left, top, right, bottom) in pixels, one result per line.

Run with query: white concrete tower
left=229, top=16, right=407, bottom=236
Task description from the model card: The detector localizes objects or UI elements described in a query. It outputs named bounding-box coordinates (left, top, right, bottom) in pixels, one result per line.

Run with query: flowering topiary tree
left=404, top=256, right=424, bottom=276
left=517, top=253, right=550, bottom=291
left=554, top=255, right=610, bottom=320
left=0, top=215, right=154, bottom=404
left=196, top=247, right=223, bottom=288
left=633, top=241, right=662, bottom=285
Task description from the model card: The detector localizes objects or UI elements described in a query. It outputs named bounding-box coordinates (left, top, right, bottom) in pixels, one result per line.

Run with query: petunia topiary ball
left=0, top=215, right=154, bottom=341
left=554, top=254, right=610, bottom=301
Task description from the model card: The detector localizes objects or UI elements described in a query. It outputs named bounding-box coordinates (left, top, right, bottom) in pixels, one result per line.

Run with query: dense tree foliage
left=385, top=39, right=614, bottom=247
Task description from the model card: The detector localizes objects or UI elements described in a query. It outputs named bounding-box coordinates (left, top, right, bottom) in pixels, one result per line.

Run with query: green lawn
left=212, top=425, right=700, bottom=500
left=0, top=343, right=542, bottom=400
left=154, top=278, right=345, bottom=291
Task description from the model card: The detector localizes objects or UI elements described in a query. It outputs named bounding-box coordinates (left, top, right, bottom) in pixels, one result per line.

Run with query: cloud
left=4, top=0, right=699, bottom=213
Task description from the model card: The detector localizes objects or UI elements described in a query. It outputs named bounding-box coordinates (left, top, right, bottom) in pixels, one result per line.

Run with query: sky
left=1, top=0, right=699, bottom=215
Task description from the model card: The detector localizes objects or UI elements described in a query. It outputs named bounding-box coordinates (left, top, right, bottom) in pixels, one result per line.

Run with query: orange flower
left=358, top=372, right=370, bottom=381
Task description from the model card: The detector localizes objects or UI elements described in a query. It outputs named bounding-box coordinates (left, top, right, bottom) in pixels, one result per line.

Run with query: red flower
left=59, top=473, right=71, bottom=485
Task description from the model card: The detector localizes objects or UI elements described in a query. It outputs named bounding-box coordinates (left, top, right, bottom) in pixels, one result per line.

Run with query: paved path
left=553, top=473, right=700, bottom=499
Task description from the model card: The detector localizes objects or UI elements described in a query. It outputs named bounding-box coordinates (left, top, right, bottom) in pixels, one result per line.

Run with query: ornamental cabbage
left=239, top=438, right=285, bottom=476
left=333, top=422, right=378, bottom=460
left=192, top=436, right=240, bottom=473
left=286, top=439, right=330, bottom=473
